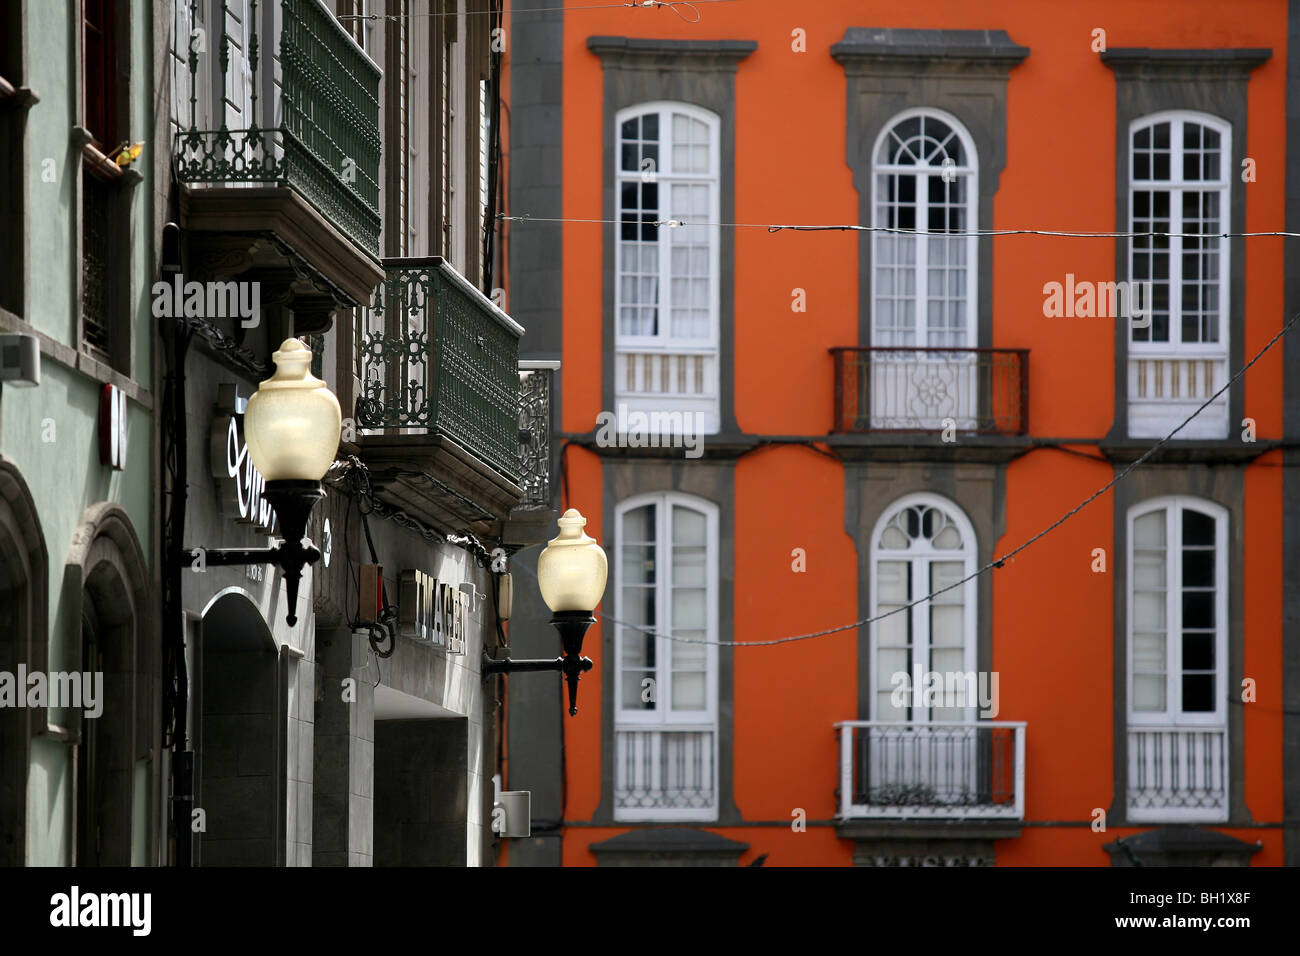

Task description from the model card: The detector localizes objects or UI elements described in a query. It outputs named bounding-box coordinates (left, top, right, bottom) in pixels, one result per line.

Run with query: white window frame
left=1127, top=111, right=1231, bottom=356
left=1126, top=496, right=1228, bottom=728
left=868, top=493, right=978, bottom=722
left=613, top=492, right=719, bottom=727
left=613, top=492, right=719, bottom=823
left=869, top=108, right=979, bottom=349
left=613, top=101, right=721, bottom=354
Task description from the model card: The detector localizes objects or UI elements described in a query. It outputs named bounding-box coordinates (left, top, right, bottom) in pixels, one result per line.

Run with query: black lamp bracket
left=180, top=479, right=325, bottom=626
left=483, top=611, right=596, bottom=715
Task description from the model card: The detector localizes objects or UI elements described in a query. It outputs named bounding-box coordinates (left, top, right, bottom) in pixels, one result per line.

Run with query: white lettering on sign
left=225, top=415, right=276, bottom=530
left=210, top=386, right=277, bottom=534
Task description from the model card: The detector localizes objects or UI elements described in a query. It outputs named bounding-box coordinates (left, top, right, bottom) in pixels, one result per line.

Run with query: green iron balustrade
left=174, top=0, right=381, bottom=258
left=357, top=259, right=523, bottom=483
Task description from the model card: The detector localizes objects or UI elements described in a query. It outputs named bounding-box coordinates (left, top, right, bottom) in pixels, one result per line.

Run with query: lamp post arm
left=481, top=653, right=565, bottom=676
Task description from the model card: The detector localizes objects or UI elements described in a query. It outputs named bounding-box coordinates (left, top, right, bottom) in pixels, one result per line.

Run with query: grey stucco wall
left=505, top=4, right=566, bottom=868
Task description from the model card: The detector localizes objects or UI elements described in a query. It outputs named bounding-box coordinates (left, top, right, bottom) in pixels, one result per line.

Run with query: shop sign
left=399, top=570, right=468, bottom=654
left=210, top=385, right=276, bottom=534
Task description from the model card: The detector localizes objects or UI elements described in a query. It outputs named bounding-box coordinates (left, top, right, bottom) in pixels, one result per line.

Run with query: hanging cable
left=338, top=0, right=732, bottom=22
left=513, top=312, right=1299, bottom=648
left=500, top=212, right=1300, bottom=242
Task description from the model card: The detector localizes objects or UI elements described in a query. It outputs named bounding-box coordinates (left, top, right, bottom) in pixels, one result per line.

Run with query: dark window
left=83, top=0, right=117, bottom=148
left=81, top=174, right=112, bottom=357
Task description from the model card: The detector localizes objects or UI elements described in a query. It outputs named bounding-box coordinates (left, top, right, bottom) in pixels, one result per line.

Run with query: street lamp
left=484, top=508, right=608, bottom=715
left=185, top=338, right=341, bottom=627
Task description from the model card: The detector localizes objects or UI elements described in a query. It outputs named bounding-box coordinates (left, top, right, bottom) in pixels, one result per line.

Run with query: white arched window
left=1127, top=496, right=1229, bottom=822
left=871, top=110, right=978, bottom=349
left=869, top=494, right=978, bottom=722
left=1127, top=112, right=1231, bottom=439
left=613, top=492, right=718, bottom=821
left=614, top=102, right=720, bottom=433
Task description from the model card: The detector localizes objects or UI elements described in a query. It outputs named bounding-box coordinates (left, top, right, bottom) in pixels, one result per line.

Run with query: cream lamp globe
left=244, top=338, right=342, bottom=481
left=537, top=508, right=608, bottom=613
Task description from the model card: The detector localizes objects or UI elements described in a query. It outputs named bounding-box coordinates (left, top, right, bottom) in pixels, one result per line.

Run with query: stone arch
left=0, top=456, right=48, bottom=865
left=198, top=589, right=281, bottom=865
left=64, top=502, right=153, bottom=865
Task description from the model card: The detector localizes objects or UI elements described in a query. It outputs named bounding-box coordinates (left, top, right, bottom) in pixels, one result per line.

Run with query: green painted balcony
left=173, top=0, right=382, bottom=310
left=349, top=259, right=530, bottom=535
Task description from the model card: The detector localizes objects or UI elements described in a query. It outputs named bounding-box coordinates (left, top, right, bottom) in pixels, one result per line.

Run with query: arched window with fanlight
left=862, top=494, right=983, bottom=812
left=613, top=492, right=719, bottom=822
left=1127, top=112, right=1231, bottom=439
left=870, top=494, right=978, bottom=722
left=866, top=111, right=980, bottom=432
left=614, top=102, right=721, bottom=433
left=871, top=110, right=978, bottom=350
left=1126, top=496, right=1229, bottom=822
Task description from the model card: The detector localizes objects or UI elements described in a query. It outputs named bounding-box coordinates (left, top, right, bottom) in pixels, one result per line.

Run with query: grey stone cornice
left=1101, top=46, right=1272, bottom=77
left=586, top=35, right=757, bottom=70
left=832, top=27, right=1029, bottom=72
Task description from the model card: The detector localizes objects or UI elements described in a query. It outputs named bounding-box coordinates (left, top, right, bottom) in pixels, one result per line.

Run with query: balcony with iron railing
left=829, top=347, right=1029, bottom=450
left=615, top=727, right=717, bottom=823
left=173, top=0, right=383, bottom=310
left=1127, top=726, right=1228, bottom=823
left=348, top=258, right=557, bottom=540
left=835, top=721, right=1026, bottom=822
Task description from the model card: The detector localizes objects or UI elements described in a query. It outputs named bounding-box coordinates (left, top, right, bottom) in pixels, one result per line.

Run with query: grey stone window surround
left=588, top=36, right=756, bottom=443
left=839, top=461, right=1016, bottom=858
left=831, top=30, right=1026, bottom=857
left=832, top=28, right=1028, bottom=360
left=1099, top=47, right=1270, bottom=834
left=591, top=459, right=743, bottom=827
left=1100, top=47, right=1271, bottom=445
left=1108, top=467, right=1250, bottom=827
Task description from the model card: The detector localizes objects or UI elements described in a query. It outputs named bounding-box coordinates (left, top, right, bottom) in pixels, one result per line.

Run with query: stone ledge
left=587, top=36, right=757, bottom=70
left=837, top=819, right=1023, bottom=842
left=0, top=307, right=153, bottom=409
left=1104, top=826, right=1263, bottom=867
left=1101, top=47, right=1272, bottom=79
left=589, top=827, right=750, bottom=867
left=832, top=28, right=1029, bottom=71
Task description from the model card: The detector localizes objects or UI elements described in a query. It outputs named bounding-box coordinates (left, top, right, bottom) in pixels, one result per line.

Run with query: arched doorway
left=197, top=590, right=280, bottom=866
left=0, top=458, right=47, bottom=866
left=65, top=503, right=152, bottom=866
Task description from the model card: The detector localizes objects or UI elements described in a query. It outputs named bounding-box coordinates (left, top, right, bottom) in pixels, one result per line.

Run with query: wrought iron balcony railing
left=831, top=347, right=1029, bottom=435
left=356, top=259, right=523, bottom=483
left=1127, top=726, right=1228, bottom=822
left=517, top=362, right=557, bottom=509
left=615, top=727, right=717, bottom=822
left=836, top=721, right=1026, bottom=821
left=174, top=0, right=381, bottom=257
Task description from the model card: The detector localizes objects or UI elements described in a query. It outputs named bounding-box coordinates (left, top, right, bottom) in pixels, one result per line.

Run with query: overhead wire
left=338, top=0, right=735, bottom=22
left=499, top=212, right=1300, bottom=242
left=512, top=311, right=1299, bottom=648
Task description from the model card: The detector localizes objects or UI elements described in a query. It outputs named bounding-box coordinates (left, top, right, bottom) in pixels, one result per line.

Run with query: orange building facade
left=502, top=0, right=1295, bottom=866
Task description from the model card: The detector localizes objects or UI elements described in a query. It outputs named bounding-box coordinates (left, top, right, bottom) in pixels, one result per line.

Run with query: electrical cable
left=500, top=212, right=1300, bottom=242
left=513, top=311, right=1300, bottom=648
left=338, top=0, right=734, bottom=22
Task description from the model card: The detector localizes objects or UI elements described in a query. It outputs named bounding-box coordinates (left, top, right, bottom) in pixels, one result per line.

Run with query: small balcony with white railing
left=614, top=348, right=719, bottom=435
left=614, top=727, right=717, bottom=823
left=1127, top=351, right=1229, bottom=439
left=836, top=721, right=1026, bottom=821
left=1127, top=726, right=1228, bottom=822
